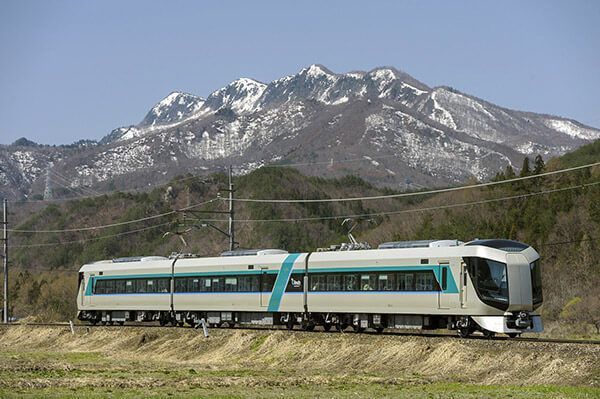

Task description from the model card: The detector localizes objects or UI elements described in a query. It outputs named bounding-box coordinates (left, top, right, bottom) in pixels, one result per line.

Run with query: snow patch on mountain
left=543, top=119, right=600, bottom=140
left=11, top=151, right=42, bottom=183
left=369, top=68, right=398, bottom=91
left=74, top=142, right=155, bottom=184
left=430, top=90, right=458, bottom=130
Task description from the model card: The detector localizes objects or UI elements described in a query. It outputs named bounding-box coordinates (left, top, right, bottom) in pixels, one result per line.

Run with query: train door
left=437, top=262, right=451, bottom=309
left=460, top=261, right=468, bottom=308
left=81, top=273, right=94, bottom=308
left=259, top=269, right=268, bottom=308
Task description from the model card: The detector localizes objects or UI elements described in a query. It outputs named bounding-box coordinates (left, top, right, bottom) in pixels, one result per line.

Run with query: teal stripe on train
left=267, top=253, right=301, bottom=312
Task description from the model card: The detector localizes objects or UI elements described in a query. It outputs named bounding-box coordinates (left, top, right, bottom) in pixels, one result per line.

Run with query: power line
left=8, top=198, right=219, bottom=234
left=233, top=161, right=600, bottom=203
left=10, top=222, right=173, bottom=248
left=8, top=177, right=597, bottom=247
left=222, top=181, right=600, bottom=223
left=49, top=169, right=101, bottom=197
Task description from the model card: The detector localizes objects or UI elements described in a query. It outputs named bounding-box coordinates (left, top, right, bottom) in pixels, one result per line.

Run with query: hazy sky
left=1, top=0, right=599, bottom=145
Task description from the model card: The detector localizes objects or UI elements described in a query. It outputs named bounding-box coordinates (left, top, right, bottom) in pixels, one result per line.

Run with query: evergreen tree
left=519, top=157, right=531, bottom=177
left=533, top=155, right=545, bottom=174
left=504, top=164, right=516, bottom=179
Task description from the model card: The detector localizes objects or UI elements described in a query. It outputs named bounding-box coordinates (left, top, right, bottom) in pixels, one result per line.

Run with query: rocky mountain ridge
left=1, top=64, right=599, bottom=200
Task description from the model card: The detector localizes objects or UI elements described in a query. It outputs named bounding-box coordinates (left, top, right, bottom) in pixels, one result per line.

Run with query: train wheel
left=353, top=325, right=364, bottom=333
left=337, top=323, right=348, bottom=332
left=90, top=320, right=98, bottom=326
left=159, top=319, right=167, bottom=326
left=227, top=322, right=236, bottom=328
left=286, top=320, right=295, bottom=330
left=507, top=333, right=519, bottom=338
left=375, top=326, right=384, bottom=334
left=323, top=324, right=332, bottom=332
left=458, top=327, right=470, bottom=338
left=302, top=322, right=315, bottom=332
left=118, top=321, right=124, bottom=326
left=482, top=329, right=495, bottom=339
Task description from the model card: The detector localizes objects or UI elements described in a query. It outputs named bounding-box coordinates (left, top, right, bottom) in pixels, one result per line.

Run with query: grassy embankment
left=0, top=326, right=598, bottom=398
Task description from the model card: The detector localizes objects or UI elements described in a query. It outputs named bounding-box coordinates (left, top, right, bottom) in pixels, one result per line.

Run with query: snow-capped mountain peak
left=204, top=78, right=267, bottom=114
left=10, top=63, right=598, bottom=202
left=301, top=64, right=334, bottom=79
left=139, top=91, right=205, bottom=127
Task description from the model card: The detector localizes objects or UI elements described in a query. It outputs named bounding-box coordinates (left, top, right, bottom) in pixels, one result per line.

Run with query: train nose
left=506, top=253, right=534, bottom=312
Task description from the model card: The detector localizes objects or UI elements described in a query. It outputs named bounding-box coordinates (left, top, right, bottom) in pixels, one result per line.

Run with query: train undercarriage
left=77, top=310, right=536, bottom=338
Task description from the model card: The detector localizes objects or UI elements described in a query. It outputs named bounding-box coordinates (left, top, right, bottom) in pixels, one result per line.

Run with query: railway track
left=2, top=322, right=599, bottom=346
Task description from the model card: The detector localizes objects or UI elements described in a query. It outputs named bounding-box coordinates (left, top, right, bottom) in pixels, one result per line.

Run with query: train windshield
left=530, top=260, right=543, bottom=306
left=465, top=257, right=509, bottom=310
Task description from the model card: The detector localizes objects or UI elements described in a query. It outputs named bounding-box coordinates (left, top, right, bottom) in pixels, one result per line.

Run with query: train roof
left=78, top=239, right=539, bottom=273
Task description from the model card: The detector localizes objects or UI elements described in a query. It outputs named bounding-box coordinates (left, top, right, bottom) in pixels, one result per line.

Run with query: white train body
left=77, top=239, right=543, bottom=336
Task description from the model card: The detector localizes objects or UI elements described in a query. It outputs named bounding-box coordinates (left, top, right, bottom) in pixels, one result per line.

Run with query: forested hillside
left=2, top=140, right=599, bottom=335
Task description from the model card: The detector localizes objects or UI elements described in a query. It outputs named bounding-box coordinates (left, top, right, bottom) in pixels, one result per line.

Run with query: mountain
left=1, top=64, right=599, bottom=200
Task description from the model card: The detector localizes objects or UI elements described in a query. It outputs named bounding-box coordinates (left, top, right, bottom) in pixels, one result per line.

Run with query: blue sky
left=1, top=0, right=599, bottom=145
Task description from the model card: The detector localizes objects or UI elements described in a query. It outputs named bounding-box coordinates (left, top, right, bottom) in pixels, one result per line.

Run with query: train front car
left=461, top=239, right=543, bottom=337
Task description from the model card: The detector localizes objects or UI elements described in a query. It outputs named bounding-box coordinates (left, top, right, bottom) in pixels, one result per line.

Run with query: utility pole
left=228, top=165, right=235, bottom=251
left=2, top=199, right=8, bottom=324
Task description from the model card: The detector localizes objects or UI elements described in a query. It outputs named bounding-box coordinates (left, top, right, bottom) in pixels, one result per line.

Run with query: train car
left=76, top=239, right=543, bottom=337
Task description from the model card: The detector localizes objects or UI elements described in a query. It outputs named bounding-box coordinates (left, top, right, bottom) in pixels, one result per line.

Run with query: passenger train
left=77, top=239, right=543, bottom=337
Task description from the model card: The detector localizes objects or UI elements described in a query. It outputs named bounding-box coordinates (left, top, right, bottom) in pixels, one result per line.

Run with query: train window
left=260, top=274, right=276, bottom=292
left=397, top=273, right=413, bottom=291
left=309, top=274, right=326, bottom=291
left=156, top=279, right=169, bottom=293
left=212, top=278, right=224, bottom=292
left=175, top=278, right=187, bottom=292
left=416, top=271, right=440, bottom=291
left=464, top=257, right=509, bottom=310
left=378, top=274, right=394, bottom=291
left=343, top=274, right=358, bottom=291
left=114, top=280, right=126, bottom=293
left=361, top=274, right=376, bottom=291
left=239, top=275, right=260, bottom=292
left=125, top=280, right=134, bottom=293
left=530, top=260, right=543, bottom=306
left=441, top=268, right=448, bottom=290
left=94, top=280, right=105, bottom=294
left=225, top=277, right=237, bottom=292
left=326, top=274, right=342, bottom=291
left=286, top=274, right=304, bottom=292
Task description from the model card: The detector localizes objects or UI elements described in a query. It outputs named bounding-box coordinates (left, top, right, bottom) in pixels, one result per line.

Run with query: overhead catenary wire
left=8, top=198, right=219, bottom=234
left=8, top=182, right=598, bottom=248
left=233, top=161, right=600, bottom=203
left=10, top=221, right=174, bottom=248
left=49, top=169, right=101, bottom=197
left=7, top=176, right=599, bottom=236
left=215, top=181, right=600, bottom=223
